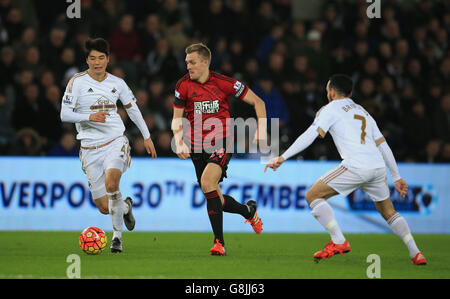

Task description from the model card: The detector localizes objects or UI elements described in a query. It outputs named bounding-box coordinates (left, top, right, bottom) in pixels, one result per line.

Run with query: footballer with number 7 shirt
left=172, top=43, right=267, bottom=256
left=60, top=38, right=157, bottom=253
left=265, top=74, right=426, bottom=265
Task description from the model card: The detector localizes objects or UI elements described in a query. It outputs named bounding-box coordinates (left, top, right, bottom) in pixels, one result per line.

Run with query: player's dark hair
left=328, top=74, right=353, bottom=97
left=85, top=38, right=110, bottom=58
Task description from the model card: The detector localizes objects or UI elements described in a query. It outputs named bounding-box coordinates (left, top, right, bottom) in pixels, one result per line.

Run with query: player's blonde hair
left=185, top=43, right=211, bottom=62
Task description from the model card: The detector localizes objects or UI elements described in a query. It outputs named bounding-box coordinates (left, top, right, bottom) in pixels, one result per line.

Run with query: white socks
left=309, top=199, right=420, bottom=258
left=310, top=198, right=346, bottom=244
left=387, top=212, right=420, bottom=258
left=107, top=191, right=129, bottom=240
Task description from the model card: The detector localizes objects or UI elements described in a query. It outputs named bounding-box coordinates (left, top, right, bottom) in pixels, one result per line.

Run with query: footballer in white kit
left=265, top=74, right=426, bottom=265
left=61, top=38, right=157, bottom=253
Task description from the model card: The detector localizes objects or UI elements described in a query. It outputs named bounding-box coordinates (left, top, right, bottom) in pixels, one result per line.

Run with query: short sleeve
left=118, top=79, right=136, bottom=106
left=311, top=104, right=337, bottom=138
left=174, top=77, right=188, bottom=108
left=213, top=72, right=248, bottom=99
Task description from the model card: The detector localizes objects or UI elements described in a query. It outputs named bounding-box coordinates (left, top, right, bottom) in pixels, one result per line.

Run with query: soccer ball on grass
left=79, top=226, right=107, bottom=255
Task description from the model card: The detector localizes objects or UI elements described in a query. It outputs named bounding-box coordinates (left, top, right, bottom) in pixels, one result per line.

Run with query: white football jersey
left=312, top=98, right=386, bottom=169
left=62, top=71, right=136, bottom=147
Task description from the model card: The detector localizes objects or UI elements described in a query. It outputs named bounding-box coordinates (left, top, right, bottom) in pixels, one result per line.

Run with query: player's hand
left=89, top=111, right=110, bottom=123
left=264, top=156, right=285, bottom=172
left=176, top=140, right=190, bottom=160
left=144, top=138, right=157, bottom=158
left=394, top=178, right=408, bottom=198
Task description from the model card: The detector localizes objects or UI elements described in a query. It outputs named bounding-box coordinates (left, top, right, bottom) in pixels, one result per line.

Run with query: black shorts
left=191, top=147, right=232, bottom=187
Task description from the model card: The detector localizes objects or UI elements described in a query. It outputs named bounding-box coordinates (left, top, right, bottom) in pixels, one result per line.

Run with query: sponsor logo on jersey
left=89, top=96, right=116, bottom=111
left=194, top=100, right=220, bottom=114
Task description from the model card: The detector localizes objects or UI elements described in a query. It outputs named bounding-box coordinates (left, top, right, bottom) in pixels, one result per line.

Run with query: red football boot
left=245, top=200, right=263, bottom=234
left=411, top=252, right=427, bottom=265
left=313, top=240, right=351, bottom=262
left=210, top=239, right=226, bottom=256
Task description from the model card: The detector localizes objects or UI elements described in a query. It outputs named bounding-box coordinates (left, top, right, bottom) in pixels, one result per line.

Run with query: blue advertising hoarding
left=0, top=157, right=449, bottom=233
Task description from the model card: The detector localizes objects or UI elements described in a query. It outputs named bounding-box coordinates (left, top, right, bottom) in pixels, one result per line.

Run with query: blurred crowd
left=0, top=0, right=449, bottom=163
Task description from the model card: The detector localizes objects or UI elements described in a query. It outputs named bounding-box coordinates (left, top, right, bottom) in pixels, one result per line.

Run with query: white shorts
left=79, top=136, right=131, bottom=199
left=319, top=164, right=389, bottom=202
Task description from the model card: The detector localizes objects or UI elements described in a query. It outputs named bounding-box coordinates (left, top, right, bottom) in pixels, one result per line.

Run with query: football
left=79, top=227, right=107, bottom=255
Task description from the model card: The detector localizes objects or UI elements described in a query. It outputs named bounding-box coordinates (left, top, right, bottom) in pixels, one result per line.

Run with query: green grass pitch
left=0, top=232, right=449, bottom=279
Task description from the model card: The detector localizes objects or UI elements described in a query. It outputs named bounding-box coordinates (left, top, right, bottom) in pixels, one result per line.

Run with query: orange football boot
left=313, top=240, right=351, bottom=262
left=210, top=239, right=226, bottom=256
left=411, top=252, right=427, bottom=265
left=245, top=200, right=263, bottom=234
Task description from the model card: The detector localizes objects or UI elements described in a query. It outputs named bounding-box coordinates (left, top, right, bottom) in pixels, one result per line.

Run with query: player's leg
left=374, top=198, right=422, bottom=259
left=104, top=168, right=126, bottom=252
left=364, top=169, right=426, bottom=265
left=218, top=189, right=251, bottom=219
left=307, top=165, right=360, bottom=261
left=306, top=179, right=346, bottom=245
left=103, top=137, right=134, bottom=253
left=80, top=149, right=109, bottom=215
left=94, top=195, right=109, bottom=214
left=213, top=153, right=254, bottom=220
left=200, top=162, right=225, bottom=251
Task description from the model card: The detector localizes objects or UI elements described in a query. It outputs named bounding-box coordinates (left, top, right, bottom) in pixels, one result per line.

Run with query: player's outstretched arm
left=124, top=101, right=157, bottom=158
left=376, top=137, right=407, bottom=197
left=241, top=89, right=267, bottom=144
left=171, top=106, right=190, bottom=160
left=265, top=125, right=319, bottom=172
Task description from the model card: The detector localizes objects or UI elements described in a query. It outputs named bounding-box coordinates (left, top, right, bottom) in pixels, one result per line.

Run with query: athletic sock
left=223, top=194, right=252, bottom=219
left=387, top=212, right=420, bottom=258
left=107, top=191, right=124, bottom=240
left=310, top=198, right=346, bottom=244
left=122, top=199, right=130, bottom=215
left=204, top=190, right=224, bottom=246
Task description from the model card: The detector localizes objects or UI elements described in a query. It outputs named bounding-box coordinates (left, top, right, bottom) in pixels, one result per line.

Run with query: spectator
left=155, top=130, right=176, bottom=157
left=145, top=38, right=180, bottom=84
left=130, top=135, right=147, bottom=157
left=109, top=13, right=141, bottom=82
left=438, top=142, right=450, bottom=163
left=139, top=14, right=163, bottom=56
left=48, top=131, right=78, bottom=156
left=109, top=14, right=141, bottom=62
left=0, top=46, right=17, bottom=86
left=12, top=83, right=42, bottom=132
left=0, top=91, right=14, bottom=152
left=8, top=127, right=43, bottom=156
left=4, top=8, right=25, bottom=43
left=40, top=27, right=67, bottom=69
left=0, top=0, right=447, bottom=162
left=402, top=100, right=433, bottom=159
left=432, top=93, right=450, bottom=142
left=420, top=139, right=442, bottom=163
left=286, top=20, right=306, bottom=57
left=252, top=75, right=289, bottom=129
